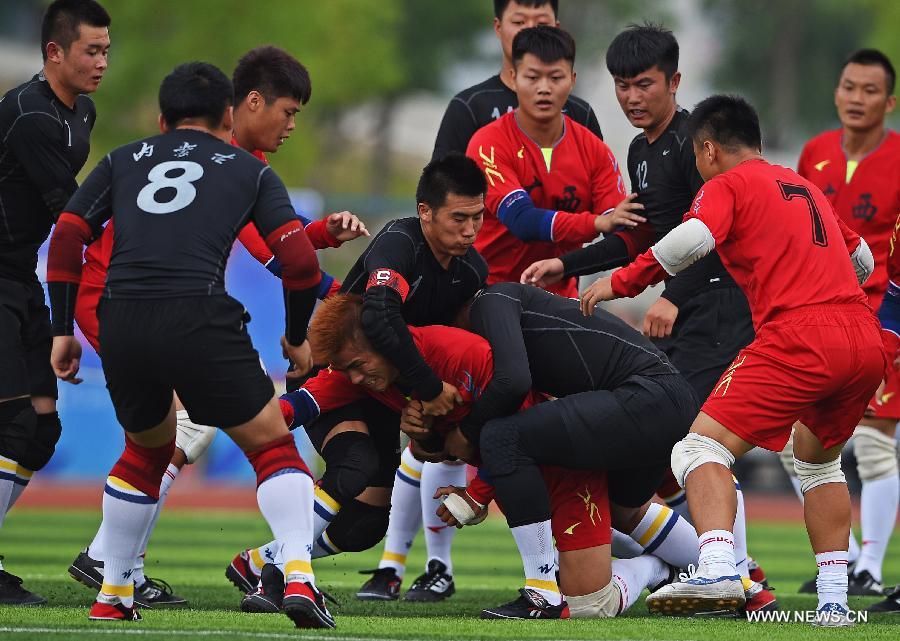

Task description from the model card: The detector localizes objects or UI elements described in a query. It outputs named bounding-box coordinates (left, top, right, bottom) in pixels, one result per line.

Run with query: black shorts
left=306, top=398, right=401, bottom=488
left=0, top=276, right=57, bottom=400
left=661, top=286, right=754, bottom=403
left=98, top=295, right=274, bottom=432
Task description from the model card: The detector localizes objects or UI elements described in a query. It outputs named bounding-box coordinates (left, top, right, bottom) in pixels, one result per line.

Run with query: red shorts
left=702, top=304, right=885, bottom=452
left=869, top=365, right=900, bottom=419
left=74, top=278, right=103, bottom=353
left=544, top=466, right=611, bottom=552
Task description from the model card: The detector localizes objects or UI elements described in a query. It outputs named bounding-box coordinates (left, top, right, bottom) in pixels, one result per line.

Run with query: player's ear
left=669, top=71, right=682, bottom=94
left=45, top=41, right=64, bottom=65
left=221, top=105, right=234, bottom=133
left=493, top=17, right=502, bottom=40
left=247, top=90, right=264, bottom=112
left=158, top=113, right=168, bottom=133
left=886, top=94, right=897, bottom=115
left=418, top=202, right=432, bottom=223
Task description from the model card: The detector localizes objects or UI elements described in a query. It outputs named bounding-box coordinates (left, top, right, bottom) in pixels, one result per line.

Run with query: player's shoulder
left=373, top=217, right=424, bottom=248
left=562, top=93, right=595, bottom=125
left=452, top=75, right=507, bottom=105
left=802, top=128, right=842, bottom=154
left=566, top=115, right=612, bottom=154
left=468, top=110, right=514, bottom=145
left=0, top=74, right=57, bottom=120
left=881, top=130, right=900, bottom=156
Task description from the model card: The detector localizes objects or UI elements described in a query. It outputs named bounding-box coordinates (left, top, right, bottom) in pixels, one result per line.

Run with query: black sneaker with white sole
left=481, top=588, right=570, bottom=619
left=403, top=559, right=455, bottom=602
left=867, top=584, right=900, bottom=613
left=68, top=549, right=104, bottom=591
left=0, top=567, right=46, bottom=606
left=136, top=576, right=187, bottom=606
left=847, top=569, right=885, bottom=597
left=241, top=563, right=285, bottom=613
left=356, top=567, right=401, bottom=601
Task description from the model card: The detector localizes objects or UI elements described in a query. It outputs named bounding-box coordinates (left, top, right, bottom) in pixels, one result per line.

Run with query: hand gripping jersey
left=467, top=112, right=625, bottom=297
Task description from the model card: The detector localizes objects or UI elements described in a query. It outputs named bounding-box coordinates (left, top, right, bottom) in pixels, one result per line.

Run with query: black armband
left=284, top=286, right=318, bottom=346
left=560, top=234, right=629, bottom=278
left=48, top=281, right=79, bottom=336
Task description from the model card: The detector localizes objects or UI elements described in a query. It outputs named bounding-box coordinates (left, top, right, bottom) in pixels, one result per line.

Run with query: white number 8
left=136, top=161, right=204, bottom=214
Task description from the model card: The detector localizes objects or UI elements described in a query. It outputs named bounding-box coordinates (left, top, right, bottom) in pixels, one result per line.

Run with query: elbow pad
left=651, top=219, right=716, bottom=276
left=851, top=237, right=874, bottom=285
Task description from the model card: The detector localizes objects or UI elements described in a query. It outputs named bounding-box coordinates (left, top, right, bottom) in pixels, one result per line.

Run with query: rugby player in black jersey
left=0, top=0, right=110, bottom=607
left=431, top=0, right=602, bottom=160
left=46, top=62, right=333, bottom=627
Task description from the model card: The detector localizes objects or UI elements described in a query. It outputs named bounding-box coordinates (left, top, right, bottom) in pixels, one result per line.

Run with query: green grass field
left=0, top=507, right=898, bottom=640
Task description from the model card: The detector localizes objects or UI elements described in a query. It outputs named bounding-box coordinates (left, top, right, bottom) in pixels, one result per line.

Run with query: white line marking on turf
left=1, top=629, right=403, bottom=641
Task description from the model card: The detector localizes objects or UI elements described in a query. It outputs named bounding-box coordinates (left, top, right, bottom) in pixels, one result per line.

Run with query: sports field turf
left=0, top=507, right=898, bottom=640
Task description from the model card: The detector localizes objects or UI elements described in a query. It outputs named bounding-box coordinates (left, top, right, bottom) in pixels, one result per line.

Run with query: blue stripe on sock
left=313, top=501, right=336, bottom=521
left=103, top=485, right=157, bottom=505
left=0, top=471, right=25, bottom=485
left=666, top=493, right=687, bottom=507
left=316, top=534, right=338, bottom=556
left=395, top=470, right=420, bottom=487
left=643, top=513, right=678, bottom=555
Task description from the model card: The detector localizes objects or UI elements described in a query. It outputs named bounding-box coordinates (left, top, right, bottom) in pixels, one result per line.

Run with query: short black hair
left=159, top=62, right=233, bottom=130
left=687, top=94, right=762, bottom=152
left=41, top=0, right=110, bottom=62
left=493, top=0, right=558, bottom=20
left=416, top=153, right=487, bottom=210
left=512, top=25, right=575, bottom=67
left=606, top=22, right=679, bottom=81
left=842, top=48, right=895, bottom=95
left=233, top=46, right=312, bottom=106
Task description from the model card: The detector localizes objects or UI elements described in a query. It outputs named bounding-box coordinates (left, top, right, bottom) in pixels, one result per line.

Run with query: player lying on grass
left=64, top=45, right=368, bottom=609
left=579, top=95, right=880, bottom=627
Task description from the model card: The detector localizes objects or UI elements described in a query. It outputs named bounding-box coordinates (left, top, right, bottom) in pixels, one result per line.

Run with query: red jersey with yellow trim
left=467, top=112, right=625, bottom=297
left=612, top=160, right=869, bottom=329
left=798, top=129, right=900, bottom=309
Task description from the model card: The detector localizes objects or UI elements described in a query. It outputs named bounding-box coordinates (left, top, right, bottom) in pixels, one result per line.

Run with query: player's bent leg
left=614, top=501, right=699, bottom=569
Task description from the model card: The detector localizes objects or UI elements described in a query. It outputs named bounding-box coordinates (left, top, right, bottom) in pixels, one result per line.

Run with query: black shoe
left=356, top=567, right=401, bottom=601
left=797, top=575, right=818, bottom=594
left=481, top=588, right=570, bottom=619
left=69, top=548, right=104, bottom=591
left=136, top=576, right=187, bottom=606
left=241, top=563, right=285, bottom=614
left=403, top=559, right=455, bottom=602
left=867, top=584, right=900, bottom=613
left=847, top=569, right=885, bottom=597
left=0, top=569, right=46, bottom=606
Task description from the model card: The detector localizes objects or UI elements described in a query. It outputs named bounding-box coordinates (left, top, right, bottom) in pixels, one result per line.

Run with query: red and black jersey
left=798, top=129, right=900, bottom=309
left=467, top=111, right=625, bottom=297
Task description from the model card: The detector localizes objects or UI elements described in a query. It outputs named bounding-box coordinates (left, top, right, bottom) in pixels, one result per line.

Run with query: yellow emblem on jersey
left=563, top=522, right=580, bottom=535
left=814, top=160, right=830, bottom=171
left=517, top=146, right=525, bottom=159
left=478, top=145, right=505, bottom=187
left=577, top=486, right=602, bottom=525
left=880, top=392, right=895, bottom=405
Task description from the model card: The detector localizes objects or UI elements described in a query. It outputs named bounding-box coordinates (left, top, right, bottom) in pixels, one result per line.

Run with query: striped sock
left=6, top=464, right=32, bottom=513
left=816, top=550, right=849, bottom=608
left=421, top=461, right=466, bottom=575
left=631, top=503, right=699, bottom=569
left=0, top=455, right=20, bottom=525
left=257, top=471, right=316, bottom=585
left=311, top=486, right=341, bottom=558
left=133, top=463, right=180, bottom=584
left=378, top=448, right=424, bottom=577
left=511, top=521, right=561, bottom=605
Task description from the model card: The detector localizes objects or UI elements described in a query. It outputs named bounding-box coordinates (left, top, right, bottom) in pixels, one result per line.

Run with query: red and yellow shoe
left=88, top=599, right=141, bottom=621
left=282, top=581, right=335, bottom=629
left=741, top=578, right=778, bottom=615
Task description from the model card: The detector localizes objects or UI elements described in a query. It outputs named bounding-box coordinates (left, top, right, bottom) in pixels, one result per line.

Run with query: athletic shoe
left=0, top=569, right=46, bottom=606
left=88, top=599, right=141, bottom=621
left=356, top=567, right=401, bottom=601
left=404, top=559, right=455, bottom=602
left=646, top=565, right=745, bottom=616
left=649, top=563, right=679, bottom=593
left=226, top=549, right=260, bottom=594
left=847, top=569, right=885, bottom=597
left=136, top=577, right=187, bottom=606
left=283, top=581, right=336, bottom=628
left=866, top=584, right=900, bottom=613
left=69, top=549, right=104, bottom=591
left=812, top=602, right=855, bottom=627
left=481, top=588, right=570, bottom=619
left=747, top=557, right=772, bottom=590
left=240, top=563, right=285, bottom=614
left=741, top=578, right=778, bottom=615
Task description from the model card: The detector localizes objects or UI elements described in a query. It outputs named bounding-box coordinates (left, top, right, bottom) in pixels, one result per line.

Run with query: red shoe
left=226, top=549, right=261, bottom=594
left=747, top=557, right=771, bottom=590
left=282, top=581, right=335, bottom=629
left=741, top=578, right=778, bottom=615
left=89, top=599, right=141, bottom=621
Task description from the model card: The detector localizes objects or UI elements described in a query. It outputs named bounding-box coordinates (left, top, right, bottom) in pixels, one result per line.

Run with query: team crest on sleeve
left=692, top=189, right=705, bottom=215
left=366, top=268, right=410, bottom=301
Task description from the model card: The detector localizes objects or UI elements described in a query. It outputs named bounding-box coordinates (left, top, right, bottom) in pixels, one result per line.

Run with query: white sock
left=733, top=484, right=750, bottom=579
left=133, top=463, right=180, bottom=584
left=0, top=455, right=18, bottom=526
left=612, top=528, right=643, bottom=558
left=629, top=504, right=698, bottom=568
left=377, top=447, right=424, bottom=578
left=815, top=550, right=849, bottom=608
left=612, top=555, right=669, bottom=612
left=697, top=529, right=737, bottom=577
left=510, top=520, right=561, bottom=605
left=420, top=461, right=466, bottom=575
left=848, top=530, right=861, bottom=565
left=5, top=465, right=31, bottom=513
left=257, top=470, right=315, bottom=585
left=98, top=476, right=159, bottom=608
left=855, top=474, right=899, bottom=582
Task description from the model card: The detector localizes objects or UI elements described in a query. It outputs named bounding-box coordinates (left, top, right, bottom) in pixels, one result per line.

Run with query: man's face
left=835, top=63, right=896, bottom=133
left=613, top=65, right=679, bottom=130
left=238, top=93, right=301, bottom=153
left=53, top=25, right=110, bottom=95
left=419, top=192, right=484, bottom=257
left=332, top=344, right=397, bottom=393
left=494, top=1, right=557, bottom=62
left=513, top=53, right=574, bottom=123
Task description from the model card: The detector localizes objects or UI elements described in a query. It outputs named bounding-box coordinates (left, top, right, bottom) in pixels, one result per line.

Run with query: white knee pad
left=778, top=430, right=797, bottom=478
left=854, top=426, right=899, bottom=482
left=670, top=433, right=736, bottom=489
left=793, top=456, right=845, bottom=494
left=567, top=580, right=621, bottom=619
left=175, top=410, right=217, bottom=464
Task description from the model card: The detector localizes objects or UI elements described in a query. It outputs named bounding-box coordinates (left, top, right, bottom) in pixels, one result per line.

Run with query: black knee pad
left=479, top=417, right=521, bottom=477
left=324, top=499, right=389, bottom=552
left=319, top=431, right=380, bottom=504
left=18, top=411, right=62, bottom=472
left=0, top=398, right=37, bottom=463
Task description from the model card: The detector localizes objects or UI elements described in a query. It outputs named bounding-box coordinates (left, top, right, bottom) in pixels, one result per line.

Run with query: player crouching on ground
left=580, top=95, right=882, bottom=626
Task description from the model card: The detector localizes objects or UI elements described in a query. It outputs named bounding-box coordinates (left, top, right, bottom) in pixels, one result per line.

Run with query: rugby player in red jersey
left=787, top=49, right=898, bottom=597
left=466, top=26, right=632, bottom=298
left=582, top=95, right=883, bottom=626
left=66, top=46, right=368, bottom=608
